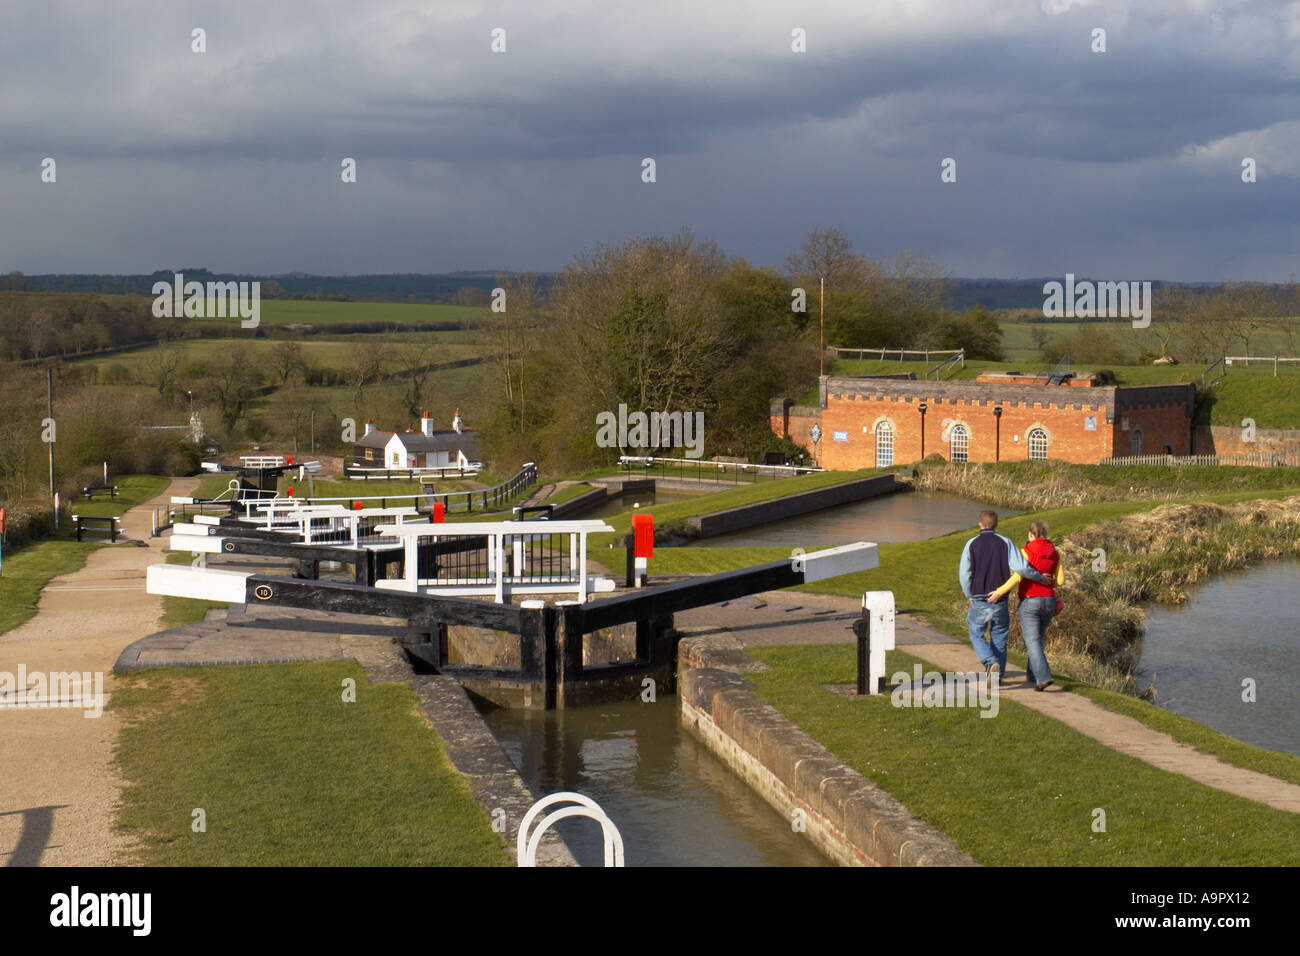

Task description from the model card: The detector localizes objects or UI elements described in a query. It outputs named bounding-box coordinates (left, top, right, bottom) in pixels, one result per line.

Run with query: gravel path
left=0, top=477, right=196, bottom=866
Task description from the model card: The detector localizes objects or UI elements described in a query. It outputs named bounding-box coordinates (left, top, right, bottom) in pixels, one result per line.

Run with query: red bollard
left=630, top=513, right=653, bottom=587
left=353, top=501, right=363, bottom=510
left=432, top=502, right=445, bottom=523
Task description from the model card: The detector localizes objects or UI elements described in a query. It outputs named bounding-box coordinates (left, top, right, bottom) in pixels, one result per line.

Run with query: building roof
left=356, top=429, right=480, bottom=458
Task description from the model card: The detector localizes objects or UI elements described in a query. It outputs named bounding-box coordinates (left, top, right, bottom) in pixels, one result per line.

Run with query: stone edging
left=684, top=474, right=899, bottom=537
left=407, top=674, right=577, bottom=867
left=678, top=633, right=977, bottom=867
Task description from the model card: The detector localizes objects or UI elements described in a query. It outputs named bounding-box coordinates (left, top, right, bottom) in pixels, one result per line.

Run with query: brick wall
left=776, top=378, right=1193, bottom=468
left=1116, top=386, right=1196, bottom=456
left=1196, top=424, right=1300, bottom=457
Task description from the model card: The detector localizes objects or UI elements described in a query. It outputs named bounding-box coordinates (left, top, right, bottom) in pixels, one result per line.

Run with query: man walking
left=958, top=511, right=1051, bottom=682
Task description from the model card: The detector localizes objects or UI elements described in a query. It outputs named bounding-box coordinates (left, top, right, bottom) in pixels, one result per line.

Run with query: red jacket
left=1019, top=538, right=1059, bottom=599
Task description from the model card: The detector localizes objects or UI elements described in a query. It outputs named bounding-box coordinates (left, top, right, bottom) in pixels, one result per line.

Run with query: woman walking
left=988, top=520, right=1063, bottom=690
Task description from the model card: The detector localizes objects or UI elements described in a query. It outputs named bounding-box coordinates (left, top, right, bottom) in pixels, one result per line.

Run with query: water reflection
left=480, top=698, right=830, bottom=867
left=1138, top=560, right=1299, bottom=755
left=687, top=491, right=1016, bottom=548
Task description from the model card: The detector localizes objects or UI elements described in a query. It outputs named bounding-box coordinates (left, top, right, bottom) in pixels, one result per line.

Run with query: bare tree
left=141, top=345, right=183, bottom=401
left=270, top=341, right=305, bottom=384
left=341, top=341, right=384, bottom=409
left=203, top=345, right=261, bottom=432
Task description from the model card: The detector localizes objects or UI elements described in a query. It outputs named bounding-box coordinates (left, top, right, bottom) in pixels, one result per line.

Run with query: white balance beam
left=799, top=542, right=879, bottom=583
left=170, top=533, right=225, bottom=554
left=147, top=563, right=250, bottom=603
left=172, top=522, right=215, bottom=536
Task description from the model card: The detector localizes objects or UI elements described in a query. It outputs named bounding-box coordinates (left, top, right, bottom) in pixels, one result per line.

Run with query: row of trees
left=479, top=227, right=1003, bottom=472
left=1038, top=282, right=1300, bottom=366
left=0, top=293, right=184, bottom=362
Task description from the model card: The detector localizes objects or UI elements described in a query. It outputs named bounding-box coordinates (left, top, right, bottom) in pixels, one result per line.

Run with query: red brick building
left=771, top=374, right=1195, bottom=468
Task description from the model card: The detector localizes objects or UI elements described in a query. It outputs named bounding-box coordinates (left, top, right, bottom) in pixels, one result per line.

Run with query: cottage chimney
left=364, top=420, right=376, bottom=436
left=453, top=409, right=463, bottom=434
left=421, top=410, right=434, bottom=437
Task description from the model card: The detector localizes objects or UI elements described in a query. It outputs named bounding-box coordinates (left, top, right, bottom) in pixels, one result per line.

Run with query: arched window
left=1028, top=428, right=1049, bottom=461
left=1130, top=426, right=1143, bottom=456
left=875, top=421, right=894, bottom=467
left=950, top=424, right=969, bottom=463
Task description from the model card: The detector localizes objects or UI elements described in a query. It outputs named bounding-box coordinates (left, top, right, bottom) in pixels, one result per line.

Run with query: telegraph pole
left=819, top=277, right=825, bottom=378
left=47, top=369, right=54, bottom=497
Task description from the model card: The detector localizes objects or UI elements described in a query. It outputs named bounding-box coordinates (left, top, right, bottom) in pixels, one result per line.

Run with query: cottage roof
left=355, top=429, right=480, bottom=458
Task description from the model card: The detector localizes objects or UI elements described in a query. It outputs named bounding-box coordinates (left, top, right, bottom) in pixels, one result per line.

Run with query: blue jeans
left=967, top=595, right=1010, bottom=671
left=1018, top=596, right=1055, bottom=684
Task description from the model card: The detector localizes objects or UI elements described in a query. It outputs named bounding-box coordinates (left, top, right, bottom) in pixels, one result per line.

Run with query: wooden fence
left=1099, top=453, right=1300, bottom=467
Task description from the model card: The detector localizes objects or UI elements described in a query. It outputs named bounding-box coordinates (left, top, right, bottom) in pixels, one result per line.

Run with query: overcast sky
left=2, top=0, right=1298, bottom=281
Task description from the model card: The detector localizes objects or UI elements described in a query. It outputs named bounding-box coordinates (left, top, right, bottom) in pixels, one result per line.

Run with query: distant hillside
left=10, top=270, right=559, bottom=303
left=946, top=278, right=1191, bottom=312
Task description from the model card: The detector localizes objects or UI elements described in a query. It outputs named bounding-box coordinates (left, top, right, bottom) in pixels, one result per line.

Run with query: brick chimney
left=421, top=411, right=434, bottom=437
left=452, top=409, right=463, bottom=434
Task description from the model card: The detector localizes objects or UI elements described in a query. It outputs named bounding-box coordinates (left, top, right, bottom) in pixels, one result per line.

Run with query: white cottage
left=352, top=410, right=480, bottom=470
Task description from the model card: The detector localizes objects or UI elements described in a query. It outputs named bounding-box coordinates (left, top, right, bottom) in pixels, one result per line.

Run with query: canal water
left=480, top=697, right=830, bottom=866
left=580, top=488, right=698, bottom=519
left=685, top=490, right=1015, bottom=548
left=1137, top=560, right=1300, bottom=756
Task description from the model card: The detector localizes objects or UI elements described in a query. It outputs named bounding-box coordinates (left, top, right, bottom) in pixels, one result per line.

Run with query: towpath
left=0, top=477, right=197, bottom=865
left=677, top=592, right=1300, bottom=814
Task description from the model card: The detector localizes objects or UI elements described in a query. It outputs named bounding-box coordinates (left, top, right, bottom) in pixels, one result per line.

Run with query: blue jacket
left=959, top=529, right=1046, bottom=599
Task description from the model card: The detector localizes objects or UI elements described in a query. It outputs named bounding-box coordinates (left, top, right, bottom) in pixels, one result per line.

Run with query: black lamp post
left=994, top=405, right=1003, bottom=462
left=918, top=402, right=928, bottom=460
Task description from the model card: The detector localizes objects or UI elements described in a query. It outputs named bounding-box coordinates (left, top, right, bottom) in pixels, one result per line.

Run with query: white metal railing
left=619, top=455, right=823, bottom=477
left=240, top=455, right=287, bottom=468
left=518, top=792, right=624, bottom=867
left=375, top=519, right=615, bottom=603
left=829, top=347, right=964, bottom=364
left=345, top=463, right=483, bottom=479
left=236, top=503, right=426, bottom=546
left=1224, top=355, right=1300, bottom=376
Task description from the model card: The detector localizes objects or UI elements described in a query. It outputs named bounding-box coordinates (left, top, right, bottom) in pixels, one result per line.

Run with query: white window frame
left=950, top=424, right=969, bottom=463
left=1028, top=428, right=1049, bottom=461
left=875, top=421, right=894, bottom=467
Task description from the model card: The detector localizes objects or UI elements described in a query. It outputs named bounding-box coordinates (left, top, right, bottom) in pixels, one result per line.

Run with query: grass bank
left=748, top=644, right=1300, bottom=866
left=111, top=660, right=508, bottom=865
left=0, top=474, right=171, bottom=636
left=0, top=540, right=101, bottom=636
left=589, top=468, right=887, bottom=547
left=913, top=460, right=1300, bottom=512
left=65, top=474, right=171, bottom=521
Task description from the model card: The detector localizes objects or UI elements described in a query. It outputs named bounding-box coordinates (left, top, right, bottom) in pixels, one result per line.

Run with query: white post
left=404, top=534, right=418, bottom=591
left=494, top=532, right=505, bottom=603
left=578, top=531, right=588, bottom=603
left=862, top=590, right=896, bottom=696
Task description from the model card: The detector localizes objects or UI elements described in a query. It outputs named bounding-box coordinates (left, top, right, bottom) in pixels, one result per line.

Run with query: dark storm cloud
left=0, top=0, right=1297, bottom=278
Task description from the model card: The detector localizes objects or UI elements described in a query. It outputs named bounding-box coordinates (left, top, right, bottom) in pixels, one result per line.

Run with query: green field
left=749, top=644, right=1300, bottom=866
left=192, top=299, right=486, bottom=326
left=112, top=661, right=508, bottom=865
left=70, top=334, right=486, bottom=376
